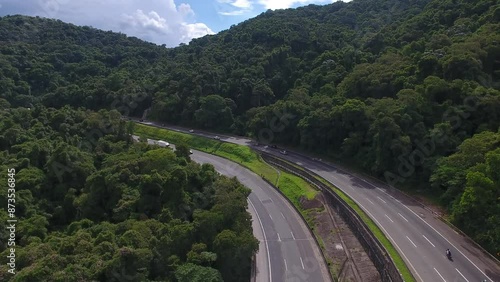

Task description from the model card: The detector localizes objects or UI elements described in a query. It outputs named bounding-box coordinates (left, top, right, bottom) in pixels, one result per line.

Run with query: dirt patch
left=300, top=195, right=323, bottom=209
left=302, top=193, right=381, bottom=282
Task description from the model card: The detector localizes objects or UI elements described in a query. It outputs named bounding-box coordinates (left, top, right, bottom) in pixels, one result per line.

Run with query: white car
left=157, top=140, right=170, bottom=147
left=189, top=129, right=194, bottom=133
left=214, top=136, right=220, bottom=140
left=280, top=150, right=287, bottom=155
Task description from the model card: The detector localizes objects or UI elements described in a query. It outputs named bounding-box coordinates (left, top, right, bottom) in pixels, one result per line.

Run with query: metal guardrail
left=259, top=175, right=335, bottom=282
left=261, top=152, right=405, bottom=282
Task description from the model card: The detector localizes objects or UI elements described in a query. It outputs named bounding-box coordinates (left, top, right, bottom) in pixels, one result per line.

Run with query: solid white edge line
left=455, top=268, right=469, bottom=282
left=300, top=257, right=305, bottom=269
left=434, top=268, right=447, bottom=282
left=406, top=236, right=418, bottom=248
left=312, top=157, right=490, bottom=281
left=248, top=199, right=272, bottom=282
left=422, top=235, right=436, bottom=248
left=402, top=204, right=494, bottom=282
left=357, top=202, right=424, bottom=282
left=354, top=165, right=493, bottom=282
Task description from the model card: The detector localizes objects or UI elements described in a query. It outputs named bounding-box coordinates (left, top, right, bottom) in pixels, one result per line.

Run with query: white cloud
left=219, top=10, right=247, bottom=16
left=0, top=0, right=213, bottom=47
left=178, top=3, right=195, bottom=17
left=216, top=0, right=253, bottom=16
left=256, top=0, right=336, bottom=10
left=232, top=0, right=253, bottom=8
left=255, top=0, right=353, bottom=10
left=181, top=23, right=215, bottom=41
left=120, top=3, right=214, bottom=46
left=216, top=0, right=349, bottom=17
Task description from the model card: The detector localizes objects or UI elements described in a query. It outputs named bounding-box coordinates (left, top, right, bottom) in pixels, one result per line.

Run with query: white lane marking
left=277, top=233, right=281, bottom=242
left=455, top=269, right=469, bottom=282
left=406, top=236, right=417, bottom=248
left=377, top=188, right=385, bottom=193
left=300, top=257, right=305, bottom=269
left=269, top=214, right=273, bottom=220
left=290, top=232, right=295, bottom=240
left=402, top=205, right=494, bottom=282
left=385, top=214, right=394, bottom=223
left=357, top=202, right=424, bottom=282
left=366, top=198, right=375, bottom=205
left=434, top=268, right=446, bottom=282
left=248, top=199, right=272, bottom=282
left=377, top=196, right=387, bottom=204
left=398, top=213, right=409, bottom=222
left=281, top=212, right=285, bottom=219
left=422, top=235, right=435, bottom=248
left=284, top=259, right=288, bottom=271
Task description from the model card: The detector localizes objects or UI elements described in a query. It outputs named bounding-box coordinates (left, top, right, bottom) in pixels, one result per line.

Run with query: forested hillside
left=0, top=105, right=258, bottom=281
left=0, top=0, right=499, bottom=257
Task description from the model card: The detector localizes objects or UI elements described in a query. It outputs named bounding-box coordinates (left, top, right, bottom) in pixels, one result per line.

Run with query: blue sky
left=0, top=0, right=349, bottom=47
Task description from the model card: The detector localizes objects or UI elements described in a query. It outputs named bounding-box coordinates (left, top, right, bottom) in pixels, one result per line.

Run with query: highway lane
left=133, top=120, right=500, bottom=282
left=190, top=150, right=330, bottom=282
left=132, top=135, right=329, bottom=281
left=259, top=148, right=500, bottom=282
left=136, top=133, right=331, bottom=282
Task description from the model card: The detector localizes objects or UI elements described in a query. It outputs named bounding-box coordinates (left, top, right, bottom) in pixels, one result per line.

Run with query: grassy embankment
left=134, top=123, right=414, bottom=281
left=134, top=123, right=317, bottom=207
left=277, top=158, right=415, bottom=282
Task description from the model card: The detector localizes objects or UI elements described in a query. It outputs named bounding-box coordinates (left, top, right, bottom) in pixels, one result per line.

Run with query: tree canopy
left=0, top=106, right=258, bottom=281
left=0, top=0, right=499, bottom=259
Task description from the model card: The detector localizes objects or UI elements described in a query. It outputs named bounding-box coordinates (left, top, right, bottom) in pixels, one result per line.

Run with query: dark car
left=270, top=145, right=277, bottom=149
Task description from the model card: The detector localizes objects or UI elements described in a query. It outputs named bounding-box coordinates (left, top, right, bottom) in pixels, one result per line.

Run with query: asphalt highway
left=262, top=148, right=500, bottom=282
left=135, top=120, right=500, bottom=282
left=137, top=134, right=330, bottom=282
left=190, top=151, right=330, bottom=282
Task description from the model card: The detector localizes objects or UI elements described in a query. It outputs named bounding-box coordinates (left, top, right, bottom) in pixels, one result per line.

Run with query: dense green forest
left=0, top=0, right=499, bottom=257
left=0, top=105, right=258, bottom=281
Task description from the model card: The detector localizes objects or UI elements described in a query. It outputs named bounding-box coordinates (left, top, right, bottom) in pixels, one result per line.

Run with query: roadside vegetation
left=0, top=106, right=258, bottom=282
left=135, top=123, right=414, bottom=280
left=135, top=123, right=318, bottom=207
left=1, top=0, right=498, bottom=262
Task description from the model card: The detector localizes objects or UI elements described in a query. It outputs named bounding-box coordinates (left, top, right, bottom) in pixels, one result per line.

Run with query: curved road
left=261, top=148, right=500, bottom=282
left=136, top=120, right=500, bottom=282
left=190, top=150, right=330, bottom=282
left=137, top=133, right=331, bottom=282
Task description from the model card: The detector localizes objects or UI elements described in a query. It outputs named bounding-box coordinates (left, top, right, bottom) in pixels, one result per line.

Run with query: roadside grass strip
left=134, top=124, right=415, bottom=282
left=133, top=124, right=336, bottom=273
left=299, top=167, right=415, bottom=282
left=134, top=123, right=413, bottom=280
